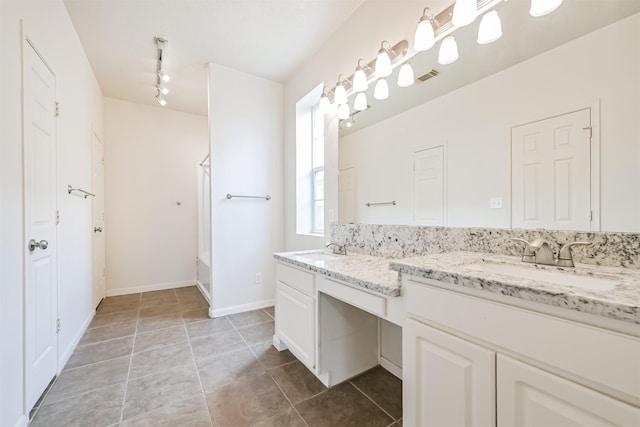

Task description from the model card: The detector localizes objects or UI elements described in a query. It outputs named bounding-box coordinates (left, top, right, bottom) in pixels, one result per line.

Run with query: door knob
left=94, top=227, right=103, bottom=233
left=28, top=239, right=48, bottom=252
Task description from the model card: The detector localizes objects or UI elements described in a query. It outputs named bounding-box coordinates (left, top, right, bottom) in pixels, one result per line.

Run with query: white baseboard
left=13, top=415, right=28, bottom=427
left=210, top=298, right=275, bottom=318
left=380, top=355, right=403, bottom=380
left=106, top=280, right=196, bottom=297
left=58, top=309, right=95, bottom=372
left=195, top=280, right=211, bottom=303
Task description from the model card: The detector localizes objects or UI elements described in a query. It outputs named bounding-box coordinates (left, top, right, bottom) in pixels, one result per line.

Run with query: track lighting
left=157, top=84, right=169, bottom=95
left=158, top=70, right=170, bottom=83
left=375, top=41, right=393, bottom=78
left=155, top=37, right=170, bottom=106
left=397, top=62, right=415, bottom=87
left=156, top=94, right=167, bottom=106
left=352, top=59, right=370, bottom=92
left=438, top=36, right=459, bottom=65
left=374, top=78, right=389, bottom=100
left=477, top=10, right=502, bottom=44
left=530, top=0, right=563, bottom=16
left=452, top=0, right=478, bottom=27
left=414, top=8, right=436, bottom=52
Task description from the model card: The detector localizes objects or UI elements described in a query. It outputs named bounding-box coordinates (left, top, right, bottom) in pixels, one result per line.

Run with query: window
left=296, top=84, right=325, bottom=236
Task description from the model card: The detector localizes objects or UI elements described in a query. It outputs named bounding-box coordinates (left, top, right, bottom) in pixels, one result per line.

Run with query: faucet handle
left=510, top=238, right=535, bottom=261
left=558, top=241, right=592, bottom=265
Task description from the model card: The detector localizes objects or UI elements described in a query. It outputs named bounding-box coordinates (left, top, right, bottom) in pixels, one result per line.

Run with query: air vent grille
left=417, top=69, right=439, bottom=82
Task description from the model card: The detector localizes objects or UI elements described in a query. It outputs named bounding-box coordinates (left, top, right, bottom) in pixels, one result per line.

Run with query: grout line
left=117, top=304, right=140, bottom=424
left=349, top=380, right=398, bottom=422
left=185, top=317, right=215, bottom=426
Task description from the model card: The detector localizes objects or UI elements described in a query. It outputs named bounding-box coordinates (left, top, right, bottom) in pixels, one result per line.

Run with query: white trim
left=105, top=280, right=196, bottom=297
left=57, top=309, right=94, bottom=373
left=380, top=355, right=403, bottom=380
left=210, top=298, right=275, bottom=318
left=195, top=280, right=211, bottom=303
left=13, top=415, right=29, bottom=427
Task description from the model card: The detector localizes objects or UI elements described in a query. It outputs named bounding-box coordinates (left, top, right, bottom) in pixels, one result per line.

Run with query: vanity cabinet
left=404, top=276, right=640, bottom=427
left=274, top=263, right=316, bottom=370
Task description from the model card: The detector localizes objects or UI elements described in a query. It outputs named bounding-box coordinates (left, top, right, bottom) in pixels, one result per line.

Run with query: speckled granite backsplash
left=330, top=224, right=640, bottom=268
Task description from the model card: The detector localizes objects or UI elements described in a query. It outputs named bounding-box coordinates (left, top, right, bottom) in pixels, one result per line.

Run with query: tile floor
left=30, top=286, right=403, bottom=426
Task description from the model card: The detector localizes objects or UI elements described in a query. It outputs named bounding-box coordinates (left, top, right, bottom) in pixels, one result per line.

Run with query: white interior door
left=92, top=131, right=105, bottom=308
left=511, top=109, right=592, bottom=230
left=24, top=39, right=58, bottom=410
left=338, top=167, right=355, bottom=224
left=414, top=146, right=445, bottom=225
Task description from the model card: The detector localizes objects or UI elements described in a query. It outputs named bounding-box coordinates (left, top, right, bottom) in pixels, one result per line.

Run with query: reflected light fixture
left=397, top=62, right=415, bottom=87
left=157, top=84, right=169, bottom=95
left=452, top=0, right=478, bottom=27
left=352, top=59, right=369, bottom=92
left=159, top=70, right=170, bottom=83
left=414, top=8, right=435, bottom=52
left=156, top=95, right=167, bottom=106
left=375, top=41, right=393, bottom=78
left=353, top=92, right=368, bottom=111
left=318, top=87, right=331, bottom=113
left=155, top=37, right=170, bottom=106
left=374, top=78, right=389, bottom=100
left=438, top=36, right=459, bottom=65
left=477, top=10, right=502, bottom=44
left=334, top=75, right=348, bottom=105
left=337, top=102, right=350, bottom=119
left=530, top=0, right=563, bottom=16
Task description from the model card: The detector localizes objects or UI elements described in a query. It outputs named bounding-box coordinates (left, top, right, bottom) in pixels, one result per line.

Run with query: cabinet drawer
left=277, top=262, right=314, bottom=296
left=318, top=277, right=386, bottom=317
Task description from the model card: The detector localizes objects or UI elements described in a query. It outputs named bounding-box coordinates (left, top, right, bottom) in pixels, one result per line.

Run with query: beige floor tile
left=79, top=320, right=137, bottom=346
left=139, top=302, right=182, bottom=318
left=186, top=317, right=233, bottom=339
left=89, top=309, right=139, bottom=329
left=136, top=311, right=184, bottom=333
left=252, top=407, right=306, bottom=427
left=190, top=329, right=247, bottom=361
left=177, top=297, right=209, bottom=312
left=103, top=293, right=141, bottom=304
left=237, top=321, right=274, bottom=346
left=197, top=347, right=264, bottom=393
left=174, top=285, right=200, bottom=296
left=45, top=356, right=130, bottom=405
left=268, top=360, right=327, bottom=405
left=129, top=342, right=194, bottom=379
left=139, top=293, right=178, bottom=308
left=65, top=335, right=134, bottom=370
left=141, top=289, right=175, bottom=299
left=120, top=395, right=212, bottom=427
left=205, top=372, right=290, bottom=427
left=133, top=324, right=188, bottom=354
left=350, top=366, right=403, bottom=420
left=182, top=307, right=211, bottom=324
left=251, top=342, right=296, bottom=369
left=227, top=309, right=272, bottom=328
left=97, top=299, right=141, bottom=315
left=263, top=306, right=275, bottom=318
left=122, top=363, right=202, bottom=421
left=31, top=383, right=125, bottom=427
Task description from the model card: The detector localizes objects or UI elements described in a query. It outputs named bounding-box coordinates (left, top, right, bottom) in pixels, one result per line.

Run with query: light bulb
left=374, top=78, right=389, bottom=100
left=345, top=119, right=353, bottom=128
left=397, top=62, right=415, bottom=88
left=477, top=10, right=502, bottom=44
left=334, top=82, right=348, bottom=105
left=354, top=92, right=368, bottom=111
left=438, top=36, right=459, bottom=65
left=414, top=14, right=435, bottom=52
left=157, top=85, right=169, bottom=95
left=156, top=95, right=166, bottom=106
left=337, top=103, right=350, bottom=120
left=452, top=0, right=478, bottom=27
left=318, top=94, right=331, bottom=113
left=159, top=70, right=170, bottom=83
left=375, top=46, right=392, bottom=78
left=530, top=0, right=562, bottom=16
left=352, top=66, right=368, bottom=92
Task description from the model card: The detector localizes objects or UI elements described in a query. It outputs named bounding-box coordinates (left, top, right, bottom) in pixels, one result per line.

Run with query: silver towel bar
left=226, top=193, right=271, bottom=201
left=67, top=185, right=95, bottom=198
left=365, top=200, right=396, bottom=207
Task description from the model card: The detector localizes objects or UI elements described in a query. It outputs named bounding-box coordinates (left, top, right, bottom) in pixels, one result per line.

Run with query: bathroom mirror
left=336, top=0, right=640, bottom=233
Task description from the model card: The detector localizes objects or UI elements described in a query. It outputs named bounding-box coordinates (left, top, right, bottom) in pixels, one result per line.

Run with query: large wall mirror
left=336, top=0, right=640, bottom=233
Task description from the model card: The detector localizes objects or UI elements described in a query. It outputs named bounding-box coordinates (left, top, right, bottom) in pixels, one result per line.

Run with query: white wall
left=340, top=14, right=640, bottom=232
left=208, top=63, right=284, bottom=315
left=0, top=1, right=103, bottom=426
left=103, top=98, right=208, bottom=295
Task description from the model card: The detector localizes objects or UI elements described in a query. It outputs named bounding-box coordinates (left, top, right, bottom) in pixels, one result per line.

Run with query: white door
left=511, top=109, right=592, bottom=230
left=338, top=167, right=356, bottom=224
left=24, top=40, right=58, bottom=410
left=497, top=354, right=640, bottom=426
left=92, top=131, right=106, bottom=308
left=403, top=318, right=495, bottom=427
left=414, top=146, right=445, bottom=225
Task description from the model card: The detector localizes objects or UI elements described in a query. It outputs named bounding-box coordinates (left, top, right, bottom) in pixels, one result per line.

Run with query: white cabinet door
left=275, top=282, right=315, bottom=370
left=497, top=354, right=640, bottom=427
left=404, top=318, right=496, bottom=427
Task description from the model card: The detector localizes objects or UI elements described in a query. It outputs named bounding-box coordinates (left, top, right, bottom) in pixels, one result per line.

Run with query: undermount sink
left=298, top=252, right=343, bottom=262
left=464, top=262, right=617, bottom=291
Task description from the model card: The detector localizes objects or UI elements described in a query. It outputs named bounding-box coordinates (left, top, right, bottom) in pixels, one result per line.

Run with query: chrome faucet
left=325, top=242, right=347, bottom=255
left=511, top=238, right=591, bottom=267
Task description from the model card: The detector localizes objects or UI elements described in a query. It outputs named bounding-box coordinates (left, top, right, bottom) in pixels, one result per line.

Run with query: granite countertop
left=274, top=250, right=400, bottom=297
left=390, top=251, right=640, bottom=325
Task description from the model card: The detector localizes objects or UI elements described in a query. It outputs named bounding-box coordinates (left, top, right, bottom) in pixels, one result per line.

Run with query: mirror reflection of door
left=339, top=168, right=356, bottom=224
left=511, top=108, right=595, bottom=231
left=414, top=146, right=445, bottom=226
left=92, top=130, right=106, bottom=308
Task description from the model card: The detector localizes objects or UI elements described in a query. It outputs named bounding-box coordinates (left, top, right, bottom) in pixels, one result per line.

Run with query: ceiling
left=64, top=0, right=365, bottom=116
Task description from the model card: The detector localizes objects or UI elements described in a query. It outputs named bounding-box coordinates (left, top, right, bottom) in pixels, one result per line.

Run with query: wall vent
left=417, top=69, right=439, bottom=82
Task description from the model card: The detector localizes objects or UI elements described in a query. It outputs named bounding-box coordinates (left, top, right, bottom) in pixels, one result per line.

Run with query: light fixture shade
left=477, top=10, right=502, bottom=44
left=375, top=49, right=392, bottom=78
left=438, top=36, right=459, bottom=65
left=337, top=103, right=350, bottom=119
left=452, top=0, right=478, bottom=27
left=414, top=18, right=435, bottom=52
left=374, top=78, right=389, bottom=100
left=352, top=68, right=368, bottom=92
left=158, top=85, right=169, bottom=95
left=334, top=83, right=348, bottom=105
left=530, top=0, right=562, bottom=16
left=354, top=92, right=368, bottom=111
left=159, top=70, right=170, bottom=83
left=156, top=95, right=166, bottom=106
left=318, top=94, right=331, bottom=113
left=397, top=62, right=415, bottom=87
